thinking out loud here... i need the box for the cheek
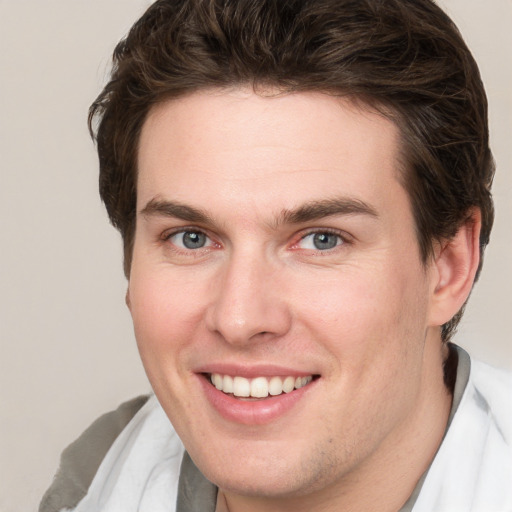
[127,268,208,369]
[292,260,429,359]
[128,270,210,425]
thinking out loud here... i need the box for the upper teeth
[210,374,313,398]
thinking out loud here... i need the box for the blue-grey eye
[182,231,206,249]
[170,231,209,249]
[299,232,342,250]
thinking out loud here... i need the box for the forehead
[136,88,403,217]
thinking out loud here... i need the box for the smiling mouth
[207,373,318,399]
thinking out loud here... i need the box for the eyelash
[161,227,219,254]
[161,227,351,254]
[292,228,350,253]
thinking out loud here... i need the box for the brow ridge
[140,196,378,228]
[141,198,212,224]
[279,197,378,225]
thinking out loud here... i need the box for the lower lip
[198,375,317,425]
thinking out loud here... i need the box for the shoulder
[412,355,512,511]
[470,359,512,441]
[39,395,151,512]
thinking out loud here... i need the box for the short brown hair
[89,0,494,341]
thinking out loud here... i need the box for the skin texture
[127,89,480,512]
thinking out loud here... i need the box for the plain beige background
[1,1,510,511]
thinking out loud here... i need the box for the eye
[298,231,344,251]
[168,230,212,250]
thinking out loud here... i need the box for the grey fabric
[176,452,218,512]
[39,394,150,512]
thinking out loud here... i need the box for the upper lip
[195,363,318,379]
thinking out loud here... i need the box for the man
[40,0,511,511]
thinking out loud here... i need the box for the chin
[192,440,341,501]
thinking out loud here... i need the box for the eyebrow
[141,198,213,224]
[278,197,378,225]
[140,196,378,226]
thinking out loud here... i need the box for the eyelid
[162,225,208,240]
[290,227,352,251]
[161,226,220,252]
[160,225,351,252]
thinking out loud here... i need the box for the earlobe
[429,209,481,327]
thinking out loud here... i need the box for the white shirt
[59,349,512,512]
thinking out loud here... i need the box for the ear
[428,209,481,327]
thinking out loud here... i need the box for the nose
[205,250,292,346]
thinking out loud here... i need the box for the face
[129,89,443,501]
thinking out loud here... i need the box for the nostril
[204,289,292,345]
